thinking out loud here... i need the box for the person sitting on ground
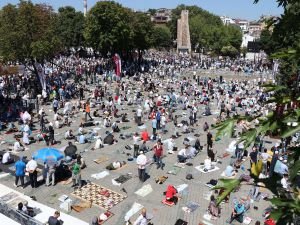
[228,199,246,224]
[92,136,103,150]
[208,195,220,219]
[103,133,117,145]
[140,141,149,153]
[64,129,74,140]
[13,138,25,152]
[21,201,35,217]
[78,124,87,135]
[141,130,150,142]
[204,156,212,171]
[225,163,237,177]
[164,185,178,205]
[7,122,18,132]
[93,109,100,118]
[78,134,89,144]
[177,147,188,163]
[112,122,120,132]
[106,161,126,170]
[121,113,129,122]
[2,150,14,164]
[133,208,152,225]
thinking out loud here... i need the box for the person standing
[153,140,163,169]
[85,101,93,122]
[52,98,59,114]
[48,123,55,145]
[136,151,147,182]
[156,110,161,130]
[26,156,38,188]
[46,160,57,186]
[136,107,143,125]
[15,156,26,188]
[71,162,81,187]
[207,131,213,151]
[151,118,157,140]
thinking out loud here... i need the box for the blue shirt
[152,119,157,129]
[15,160,26,176]
[234,203,245,214]
[79,135,86,144]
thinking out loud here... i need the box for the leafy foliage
[151,26,172,49]
[212,179,241,205]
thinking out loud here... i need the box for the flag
[113,54,121,77]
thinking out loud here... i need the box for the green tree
[151,26,172,49]
[84,1,133,55]
[213,1,300,224]
[259,29,274,55]
[221,45,239,57]
[54,6,85,49]
[0,1,61,91]
[131,12,154,53]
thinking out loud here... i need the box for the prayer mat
[71,201,92,212]
[182,201,200,213]
[221,171,237,179]
[135,184,153,197]
[217,152,230,159]
[174,219,188,225]
[114,174,132,184]
[155,176,168,184]
[195,166,220,173]
[71,183,126,210]
[167,166,181,175]
[98,211,114,224]
[174,163,185,168]
[91,171,109,180]
[124,202,144,221]
[121,126,131,130]
[93,156,109,164]
[162,199,175,206]
[59,178,72,185]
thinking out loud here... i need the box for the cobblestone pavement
[0,72,274,225]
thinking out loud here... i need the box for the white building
[241,33,255,48]
[234,19,249,33]
[220,16,236,25]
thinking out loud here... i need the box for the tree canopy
[0,1,61,63]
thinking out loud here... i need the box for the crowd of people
[0,51,297,225]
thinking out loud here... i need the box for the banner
[113,54,121,77]
[35,63,46,90]
[0,64,25,76]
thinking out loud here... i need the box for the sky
[0,0,283,20]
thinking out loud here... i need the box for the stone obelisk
[84,0,87,17]
[177,10,191,54]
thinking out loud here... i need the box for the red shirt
[166,185,177,199]
[153,144,163,157]
[141,131,149,141]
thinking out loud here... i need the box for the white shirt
[137,108,142,117]
[2,152,11,164]
[261,152,270,163]
[204,158,212,170]
[133,135,140,145]
[136,154,147,169]
[133,215,148,225]
[95,138,102,149]
[281,177,289,189]
[26,159,38,172]
[14,141,21,151]
[178,148,187,156]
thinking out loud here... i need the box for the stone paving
[0,72,274,225]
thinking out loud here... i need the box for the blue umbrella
[33,148,64,162]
